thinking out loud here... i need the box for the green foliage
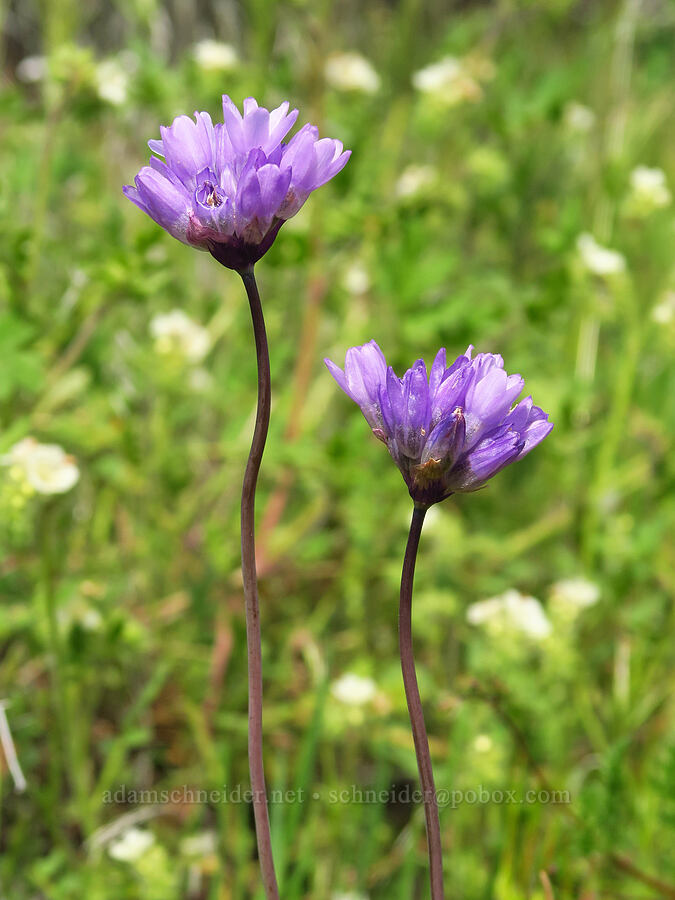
[0,0,674,898]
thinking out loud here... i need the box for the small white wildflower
[324,53,380,94]
[96,59,129,106]
[150,310,211,363]
[473,734,493,754]
[395,164,436,199]
[331,673,377,706]
[1,437,40,466]
[577,233,626,276]
[343,262,370,295]
[466,597,503,627]
[413,56,461,92]
[502,590,552,639]
[16,55,48,84]
[58,598,103,632]
[24,445,79,495]
[181,831,217,858]
[108,827,155,862]
[651,290,675,325]
[2,439,79,495]
[412,56,482,105]
[563,102,596,134]
[550,577,600,610]
[629,166,671,210]
[193,40,239,72]
[467,589,552,640]
[332,893,369,900]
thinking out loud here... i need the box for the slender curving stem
[399,503,445,900]
[238,266,280,900]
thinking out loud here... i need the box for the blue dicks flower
[325,341,553,506]
[124,96,350,271]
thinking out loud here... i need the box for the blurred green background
[1,0,674,897]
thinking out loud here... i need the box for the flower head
[412,55,484,105]
[96,57,130,106]
[550,577,600,610]
[331,673,377,706]
[1,437,79,495]
[652,290,675,324]
[563,102,596,134]
[108,828,155,863]
[628,165,671,211]
[124,96,350,270]
[192,40,238,72]
[467,589,552,640]
[325,341,552,506]
[576,233,625,277]
[324,52,380,94]
[150,309,211,362]
[395,164,436,199]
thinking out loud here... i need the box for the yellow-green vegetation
[0,1,674,898]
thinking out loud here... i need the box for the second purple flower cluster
[325,341,552,506]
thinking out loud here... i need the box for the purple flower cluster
[124,96,350,270]
[325,341,552,505]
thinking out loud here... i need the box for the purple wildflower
[124,96,350,271]
[325,341,553,506]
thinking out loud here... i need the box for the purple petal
[125,166,191,244]
[267,102,299,150]
[395,360,430,459]
[377,382,394,439]
[324,340,388,431]
[451,431,522,492]
[464,367,524,447]
[280,125,319,189]
[159,114,214,191]
[428,347,447,398]
[422,406,466,464]
[314,147,351,188]
[431,363,472,427]
[385,366,405,427]
[255,164,292,219]
[324,358,349,395]
[511,401,554,457]
[504,395,534,432]
[242,107,273,153]
[344,342,386,404]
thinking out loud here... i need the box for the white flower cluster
[108,827,155,862]
[324,52,380,95]
[1,438,79,495]
[332,893,369,900]
[576,233,626,277]
[96,58,130,106]
[550,577,599,610]
[192,40,239,72]
[563,102,596,134]
[628,165,671,211]
[343,261,371,296]
[330,673,377,706]
[412,54,493,106]
[575,167,670,274]
[467,577,600,641]
[466,589,552,640]
[149,310,211,363]
[395,164,437,199]
[652,290,675,325]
